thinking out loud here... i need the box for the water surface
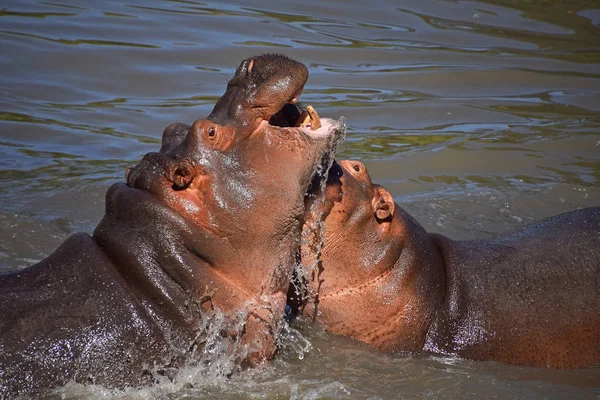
[1,1,599,398]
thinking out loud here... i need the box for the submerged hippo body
[0,54,345,397]
[293,160,600,369]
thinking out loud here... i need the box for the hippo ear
[372,185,395,222]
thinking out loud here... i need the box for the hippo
[0,54,345,397]
[290,159,600,369]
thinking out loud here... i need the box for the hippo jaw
[292,159,391,309]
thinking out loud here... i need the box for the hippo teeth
[295,105,322,130]
[307,106,321,130]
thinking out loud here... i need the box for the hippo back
[427,206,600,368]
[0,233,172,397]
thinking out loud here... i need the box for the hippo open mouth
[124,54,345,224]
[126,52,343,205]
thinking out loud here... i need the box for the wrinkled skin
[0,54,345,398]
[292,160,600,369]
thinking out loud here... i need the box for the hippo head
[93,55,345,369]
[292,160,444,352]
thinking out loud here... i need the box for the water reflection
[0,11,76,18]
[0,111,159,141]
[0,29,161,48]
[1,0,599,398]
[339,132,458,158]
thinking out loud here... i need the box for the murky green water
[1,1,599,398]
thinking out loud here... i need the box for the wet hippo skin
[0,54,345,397]
[292,160,600,369]
[208,53,308,128]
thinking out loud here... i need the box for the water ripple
[0,29,160,48]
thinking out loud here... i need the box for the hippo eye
[352,163,361,172]
[207,127,216,137]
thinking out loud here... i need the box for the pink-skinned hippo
[290,159,599,369]
[0,54,345,398]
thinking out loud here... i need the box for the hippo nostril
[172,165,193,190]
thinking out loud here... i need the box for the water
[1,0,599,398]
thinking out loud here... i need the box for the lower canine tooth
[306,106,321,130]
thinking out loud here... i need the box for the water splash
[277,320,313,360]
[295,117,347,315]
[50,302,316,399]
[189,307,249,379]
[50,305,252,399]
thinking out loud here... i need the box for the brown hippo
[0,54,345,398]
[291,159,600,369]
